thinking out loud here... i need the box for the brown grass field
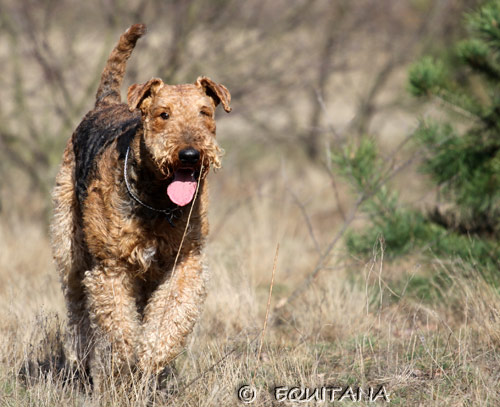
[1,161,499,406]
[0,1,499,406]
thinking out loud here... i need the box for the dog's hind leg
[51,141,92,372]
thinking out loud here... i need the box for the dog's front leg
[83,264,140,376]
[138,255,208,373]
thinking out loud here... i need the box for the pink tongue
[167,170,197,206]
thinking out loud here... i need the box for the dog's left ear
[128,78,164,112]
[196,76,232,113]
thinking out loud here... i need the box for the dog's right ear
[127,78,164,112]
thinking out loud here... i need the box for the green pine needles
[334,1,500,280]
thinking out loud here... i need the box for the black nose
[178,148,200,165]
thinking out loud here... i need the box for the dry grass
[0,162,499,406]
[0,3,498,404]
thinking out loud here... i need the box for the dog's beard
[148,142,222,206]
[151,156,211,207]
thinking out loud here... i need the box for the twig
[173,331,261,399]
[149,167,203,378]
[322,159,347,221]
[287,190,321,253]
[257,243,279,362]
[171,167,203,273]
[172,245,280,399]
[274,192,365,315]
[148,167,204,404]
[274,143,423,318]
[433,93,480,122]
[317,93,347,220]
[316,92,342,143]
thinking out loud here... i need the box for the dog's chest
[136,244,157,269]
[125,221,190,273]
[129,237,174,272]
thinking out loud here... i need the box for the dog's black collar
[123,146,181,226]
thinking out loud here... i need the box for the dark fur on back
[72,104,141,203]
[72,23,146,204]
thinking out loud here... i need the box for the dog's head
[127,77,231,206]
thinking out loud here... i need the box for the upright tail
[95,24,146,107]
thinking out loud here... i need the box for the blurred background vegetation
[332,0,500,289]
[0,0,479,222]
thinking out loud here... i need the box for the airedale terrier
[50,24,231,383]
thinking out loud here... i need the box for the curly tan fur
[50,24,231,385]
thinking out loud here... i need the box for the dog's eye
[200,110,211,117]
[160,112,170,120]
